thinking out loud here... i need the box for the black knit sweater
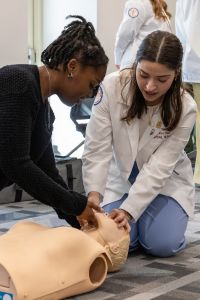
[0,64,87,216]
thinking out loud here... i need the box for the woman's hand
[109,209,131,232]
[88,191,101,206]
[77,197,102,228]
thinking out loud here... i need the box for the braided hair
[41,15,109,71]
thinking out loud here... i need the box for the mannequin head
[83,213,130,272]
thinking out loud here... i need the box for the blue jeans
[103,163,188,257]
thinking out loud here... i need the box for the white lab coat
[82,71,197,221]
[175,0,200,83]
[114,0,171,69]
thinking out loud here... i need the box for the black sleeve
[0,84,87,216]
[36,142,69,190]
[37,141,88,214]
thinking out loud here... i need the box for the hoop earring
[67,73,73,79]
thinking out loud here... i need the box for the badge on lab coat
[128,8,139,18]
[94,85,103,106]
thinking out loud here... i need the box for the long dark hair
[41,15,109,71]
[122,31,183,131]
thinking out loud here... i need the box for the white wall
[0,0,28,66]
[42,0,127,74]
[43,0,97,50]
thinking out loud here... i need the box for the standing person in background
[114,0,171,70]
[82,31,197,257]
[175,0,200,189]
[0,15,108,228]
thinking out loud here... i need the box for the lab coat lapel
[118,84,140,161]
[125,119,139,159]
[121,103,139,160]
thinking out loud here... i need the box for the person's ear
[66,58,80,79]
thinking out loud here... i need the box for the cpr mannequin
[0,213,129,300]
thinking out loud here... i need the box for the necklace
[44,65,51,97]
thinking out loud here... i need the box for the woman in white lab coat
[82,31,197,257]
[175,0,200,186]
[115,0,171,70]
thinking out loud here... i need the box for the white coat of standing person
[82,31,197,258]
[114,0,172,70]
[175,0,200,187]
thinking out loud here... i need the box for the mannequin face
[83,213,130,272]
[57,60,107,106]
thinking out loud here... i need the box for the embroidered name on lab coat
[154,130,170,140]
[128,8,139,18]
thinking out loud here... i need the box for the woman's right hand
[88,191,101,206]
[77,194,102,228]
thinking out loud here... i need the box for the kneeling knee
[146,244,177,257]
[140,237,185,258]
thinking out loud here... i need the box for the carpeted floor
[0,190,200,300]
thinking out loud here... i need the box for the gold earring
[67,73,73,79]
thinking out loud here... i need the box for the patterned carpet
[0,191,200,300]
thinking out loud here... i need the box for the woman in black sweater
[0,15,108,228]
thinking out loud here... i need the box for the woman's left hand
[109,209,131,232]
